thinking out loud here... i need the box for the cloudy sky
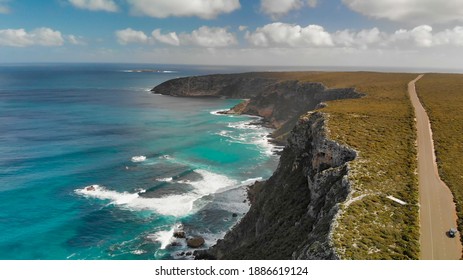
[1,0,463,70]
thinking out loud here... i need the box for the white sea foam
[211,186,250,214]
[156,177,173,182]
[250,133,275,156]
[131,155,146,162]
[131,250,146,255]
[210,109,229,116]
[227,121,259,130]
[212,109,280,157]
[75,170,237,217]
[215,130,246,143]
[223,120,279,156]
[76,185,195,216]
[217,130,228,136]
[66,253,77,259]
[149,226,176,249]
[75,185,139,205]
[189,169,237,195]
[241,177,263,185]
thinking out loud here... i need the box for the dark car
[448,228,457,238]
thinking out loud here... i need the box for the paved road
[409,75,462,259]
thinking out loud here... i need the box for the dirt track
[408,75,462,259]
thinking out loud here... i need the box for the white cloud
[32,28,66,46]
[356,28,383,45]
[115,28,149,45]
[67,35,86,45]
[306,0,318,8]
[114,23,463,57]
[333,27,384,49]
[0,29,32,47]
[239,25,248,31]
[246,23,334,47]
[260,0,318,18]
[388,25,463,48]
[0,27,65,47]
[246,22,463,50]
[127,0,240,19]
[260,0,303,18]
[409,25,434,47]
[152,29,180,46]
[434,26,463,46]
[388,25,436,48]
[342,0,463,24]
[69,0,118,12]
[179,26,237,47]
[117,26,237,48]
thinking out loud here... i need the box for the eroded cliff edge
[207,112,356,259]
[152,74,363,259]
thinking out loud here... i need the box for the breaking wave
[131,155,146,162]
[75,169,237,217]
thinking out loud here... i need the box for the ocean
[0,63,280,260]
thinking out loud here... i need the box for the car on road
[448,228,457,238]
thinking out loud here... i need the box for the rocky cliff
[152,74,363,144]
[152,73,362,259]
[152,74,276,98]
[204,112,356,259]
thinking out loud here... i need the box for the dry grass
[255,72,421,259]
[416,74,463,250]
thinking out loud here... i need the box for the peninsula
[152,72,463,260]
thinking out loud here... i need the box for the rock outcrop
[152,74,363,144]
[187,236,205,248]
[152,73,362,259]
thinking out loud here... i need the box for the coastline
[203,111,357,259]
[152,73,363,145]
[152,73,364,259]
[153,71,461,259]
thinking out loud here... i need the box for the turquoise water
[0,64,280,259]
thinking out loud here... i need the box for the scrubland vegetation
[259,72,421,259]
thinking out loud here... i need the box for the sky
[1,0,463,70]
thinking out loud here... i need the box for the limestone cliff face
[206,112,356,259]
[152,74,363,143]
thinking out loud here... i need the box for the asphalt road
[409,75,462,259]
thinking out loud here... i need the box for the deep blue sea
[0,63,280,260]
